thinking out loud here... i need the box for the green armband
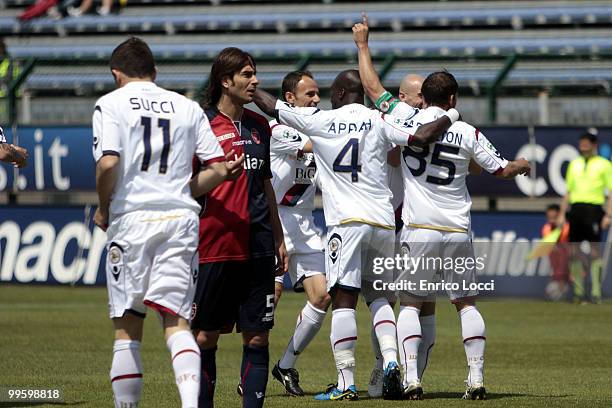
[374,91,400,113]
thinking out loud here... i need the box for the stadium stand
[1,0,611,124]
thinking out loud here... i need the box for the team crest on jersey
[108,242,124,282]
[251,129,261,144]
[282,129,302,143]
[327,233,342,264]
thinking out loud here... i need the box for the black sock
[199,346,217,408]
[241,344,269,408]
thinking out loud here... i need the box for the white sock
[110,340,143,408]
[330,308,357,391]
[279,302,326,369]
[370,326,383,370]
[369,298,398,368]
[166,330,201,408]
[418,314,436,380]
[397,306,421,386]
[459,306,486,385]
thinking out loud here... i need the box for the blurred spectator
[18,0,58,21]
[0,39,20,99]
[541,204,570,292]
[67,0,114,17]
[558,131,612,304]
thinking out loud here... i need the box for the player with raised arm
[393,71,530,400]
[267,71,331,397]
[92,37,228,408]
[352,14,483,397]
[190,47,289,408]
[253,70,459,401]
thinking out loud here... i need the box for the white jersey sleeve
[270,120,309,157]
[471,128,508,174]
[275,100,335,138]
[0,126,5,143]
[92,101,121,162]
[195,105,224,165]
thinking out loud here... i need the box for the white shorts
[279,207,325,290]
[397,226,478,303]
[325,223,395,302]
[105,209,199,320]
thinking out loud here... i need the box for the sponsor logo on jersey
[328,233,342,264]
[242,153,265,170]
[217,132,236,142]
[295,167,316,184]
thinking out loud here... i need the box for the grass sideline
[0,285,611,407]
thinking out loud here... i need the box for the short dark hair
[546,204,561,212]
[109,37,155,79]
[579,132,598,144]
[203,47,256,108]
[281,71,313,101]
[421,71,458,106]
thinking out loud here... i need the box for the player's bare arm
[408,113,457,146]
[190,161,228,198]
[252,88,278,118]
[264,179,289,275]
[495,157,531,179]
[469,159,483,175]
[301,140,313,154]
[94,154,120,231]
[0,142,28,168]
[353,13,387,103]
[387,146,401,167]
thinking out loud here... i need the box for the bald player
[353,14,438,398]
[254,69,460,401]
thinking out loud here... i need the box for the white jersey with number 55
[275,100,418,228]
[401,106,508,233]
[92,81,224,220]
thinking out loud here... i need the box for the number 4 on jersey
[333,138,361,182]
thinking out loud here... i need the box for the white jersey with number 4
[275,100,418,228]
[92,81,224,220]
[401,106,508,233]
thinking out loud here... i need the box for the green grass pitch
[1,285,611,407]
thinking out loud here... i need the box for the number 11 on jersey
[140,116,171,174]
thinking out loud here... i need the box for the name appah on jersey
[92,81,224,220]
[400,106,508,233]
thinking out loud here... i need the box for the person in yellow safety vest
[0,38,20,99]
[558,131,612,304]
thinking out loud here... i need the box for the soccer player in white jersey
[352,14,486,398]
[0,126,28,167]
[253,70,460,401]
[92,38,228,408]
[267,71,331,396]
[394,71,531,400]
